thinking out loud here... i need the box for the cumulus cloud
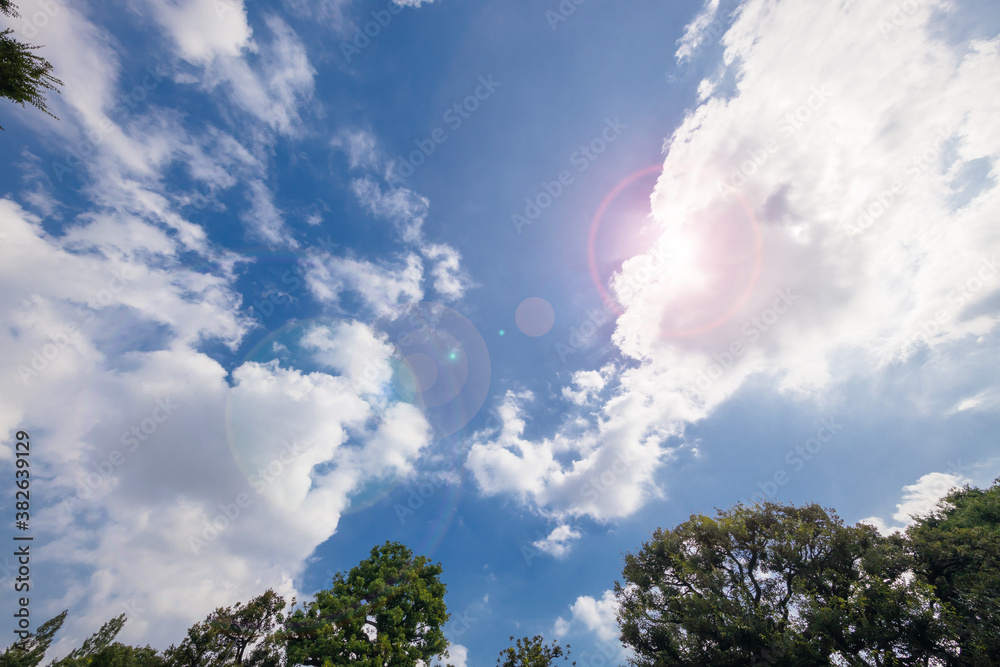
[0,7,421,652]
[301,320,394,395]
[466,391,668,521]
[466,0,1000,523]
[0,3,448,662]
[2,0,153,175]
[2,198,433,654]
[209,14,316,135]
[561,369,610,406]
[554,590,621,644]
[440,643,467,667]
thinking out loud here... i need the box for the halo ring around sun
[587,163,763,339]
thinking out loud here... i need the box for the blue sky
[2,0,1000,664]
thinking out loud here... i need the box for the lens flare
[588,164,763,339]
[515,296,556,337]
[383,302,491,439]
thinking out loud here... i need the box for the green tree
[49,613,126,665]
[162,589,286,667]
[616,500,949,667]
[0,0,62,130]
[44,612,166,667]
[52,642,166,667]
[283,541,451,667]
[908,477,1000,666]
[496,635,574,667]
[0,611,67,667]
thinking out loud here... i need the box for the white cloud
[334,129,381,171]
[357,402,433,478]
[280,0,353,34]
[146,3,315,135]
[620,0,1000,425]
[2,202,248,353]
[2,0,143,171]
[442,643,467,667]
[242,179,297,247]
[467,0,1000,522]
[344,152,475,302]
[146,0,253,65]
[0,2,433,657]
[248,15,316,132]
[301,320,394,395]
[675,0,721,63]
[945,388,1000,415]
[554,590,621,644]
[304,252,424,317]
[861,471,969,535]
[532,524,582,558]
[422,243,474,301]
[279,0,440,35]
[2,1,294,261]
[177,126,258,190]
[561,369,610,406]
[0,199,433,653]
[466,391,668,521]
[350,177,428,243]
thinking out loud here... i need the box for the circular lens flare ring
[587,163,764,339]
[515,296,556,337]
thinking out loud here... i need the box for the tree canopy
[907,478,1000,666]
[0,611,163,667]
[282,540,452,667]
[615,499,951,666]
[495,635,574,667]
[0,0,62,130]
[0,542,451,667]
[1,484,997,667]
[162,589,285,667]
[0,610,66,667]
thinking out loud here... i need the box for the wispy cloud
[340,138,476,302]
[304,252,424,317]
[861,471,970,534]
[531,524,582,558]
